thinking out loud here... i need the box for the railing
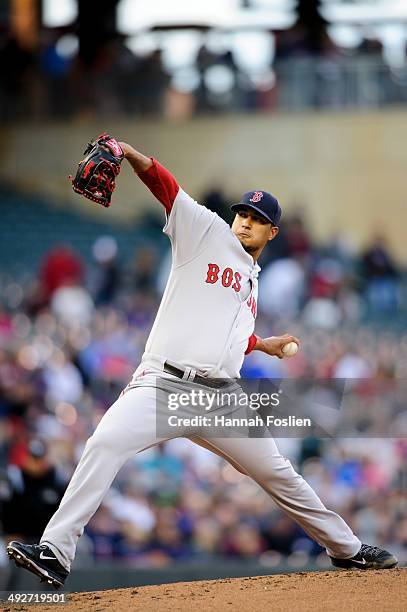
[2,54,407,121]
[273,55,407,111]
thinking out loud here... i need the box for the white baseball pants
[41,381,361,571]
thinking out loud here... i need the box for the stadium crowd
[1,21,405,120]
[0,204,406,569]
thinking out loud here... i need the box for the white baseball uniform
[40,159,361,570]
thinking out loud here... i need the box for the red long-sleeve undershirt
[137,158,257,358]
[245,333,257,355]
[137,158,179,213]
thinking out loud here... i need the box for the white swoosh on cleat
[351,558,367,566]
[39,551,57,560]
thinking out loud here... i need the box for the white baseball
[282,341,298,357]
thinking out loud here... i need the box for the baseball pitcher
[7,135,398,588]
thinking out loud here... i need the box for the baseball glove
[69,134,124,207]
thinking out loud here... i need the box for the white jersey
[141,187,260,378]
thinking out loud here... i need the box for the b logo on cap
[250,191,263,203]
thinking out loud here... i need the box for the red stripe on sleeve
[137,158,179,213]
[245,333,258,355]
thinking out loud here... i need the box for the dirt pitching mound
[5,568,406,612]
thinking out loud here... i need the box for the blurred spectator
[258,257,305,319]
[0,439,66,542]
[133,50,170,116]
[51,284,94,327]
[309,258,344,299]
[222,522,265,558]
[302,257,345,328]
[104,484,155,535]
[146,507,191,563]
[39,31,74,118]
[85,505,123,562]
[260,513,300,555]
[286,214,312,258]
[302,297,341,329]
[129,246,158,295]
[333,350,373,379]
[43,349,83,406]
[40,246,84,301]
[89,236,120,305]
[0,307,12,340]
[361,237,400,314]
[191,517,222,560]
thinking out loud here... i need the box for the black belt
[163,362,230,389]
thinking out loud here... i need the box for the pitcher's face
[232,207,279,256]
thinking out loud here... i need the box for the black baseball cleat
[6,541,69,590]
[330,543,398,570]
